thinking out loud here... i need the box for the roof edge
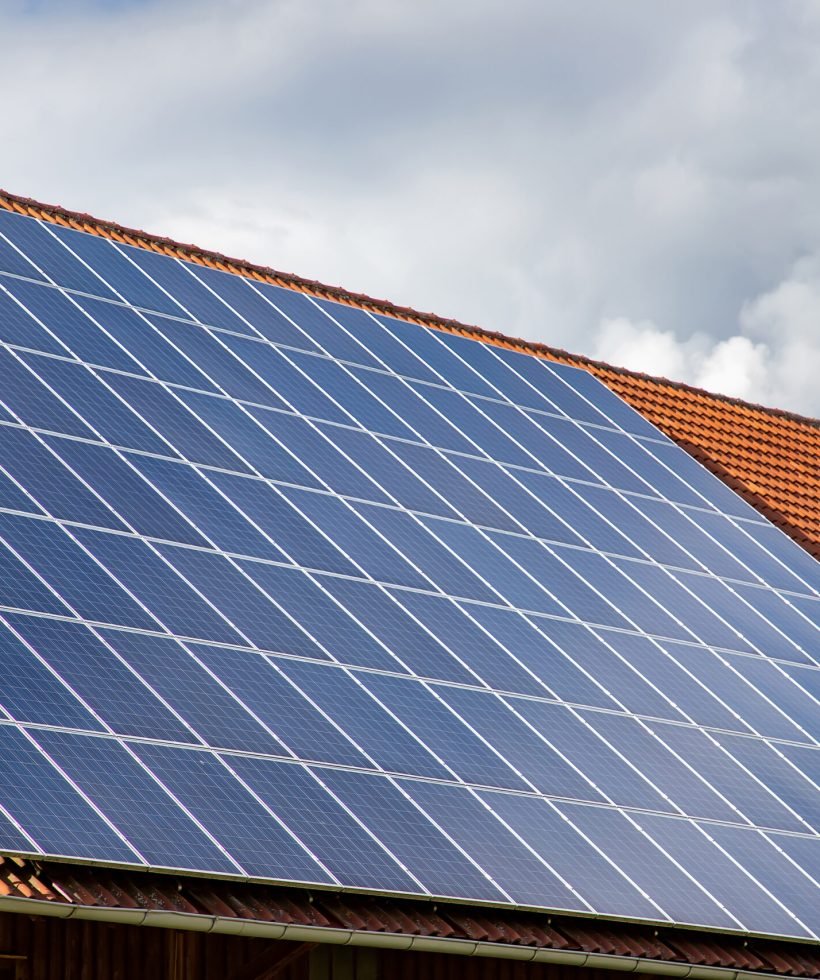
[1,188,816,429]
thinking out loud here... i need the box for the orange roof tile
[1,189,818,559]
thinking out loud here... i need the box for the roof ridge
[1,188,817,428]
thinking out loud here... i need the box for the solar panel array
[0,207,817,940]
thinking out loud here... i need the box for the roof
[0,190,817,966]
[2,856,818,978]
[0,189,817,560]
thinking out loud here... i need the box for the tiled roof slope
[1,190,818,558]
[1,857,818,977]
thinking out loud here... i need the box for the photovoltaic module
[0,207,817,939]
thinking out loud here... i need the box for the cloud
[2,0,820,415]
[593,252,820,414]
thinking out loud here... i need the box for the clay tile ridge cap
[1,187,817,429]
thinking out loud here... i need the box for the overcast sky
[3,0,820,416]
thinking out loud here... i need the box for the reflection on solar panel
[0,207,817,940]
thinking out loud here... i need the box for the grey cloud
[2,0,820,414]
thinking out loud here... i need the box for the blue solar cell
[560,548,692,640]
[421,387,542,467]
[592,429,712,509]
[737,521,820,596]
[545,360,665,438]
[658,641,809,741]
[491,535,631,627]
[512,471,644,557]
[284,488,429,588]
[437,333,563,415]
[435,686,604,802]
[0,725,139,862]
[376,315,500,398]
[353,505,497,602]
[0,514,157,629]
[619,561,751,651]
[0,223,50,280]
[227,756,422,892]
[300,360,421,440]
[74,529,243,644]
[601,631,753,731]
[388,443,519,532]
[11,614,196,742]
[329,428,460,518]
[317,301,440,383]
[147,317,290,410]
[3,278,140,373]
[629,497,753,580]
[480,793,662,919]
[235,562,390,668]
[26,357,172,454]
[0,282,65,353]
[264,288,383,367]
[0,616,105,731]
[511,700,672,812]
[0,532,73,616]
[389,592,543,696]
[427,520,569,617]
[769,834,820,899]
[0,348,98,439]
[646,724,805,833]
[777,742,820,790]
[207,470,357,574]
[731,585,819,660]
[55,440,207,545]
[452,457,587,545]
[123,250,255,335]
[180,397,317,485]
[351,369,478,451]
[495,350,612,428]
[733,657,819,741]
[672,572,810,663]
[281,659,448,779]
[193,646,367,768]
[691,511,811,593]
[360,673,530,791]
[405,779,587,909]
[642,440,761,521]
[0,426,125,529]
[572,484,700,568]
[129,453,280,555]
[133,742,333,882]
[633,813,811,937]
[713,734,817,831]
[72,297,220,390]
[102,630,278,754]
[34,728,240,873]
[0,808,36,854]
[0,461,40,517]
[322,768,506,902]
[318,576,475,683]
[537,618,686,720]
[585,712,743,823]
[0,212,119,300]
[559,803,739,929]
[466,604,617,709]
[706,824,819,937]
[191,270,320,351]
[250,411,390,502]
[47,227,187,316]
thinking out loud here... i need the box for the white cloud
[2,0,820,415]
[593,253,820,414]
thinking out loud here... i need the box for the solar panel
[0,207,817,940]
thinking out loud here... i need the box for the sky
[3,0,820,416]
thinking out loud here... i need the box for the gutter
[0,895,787,980]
